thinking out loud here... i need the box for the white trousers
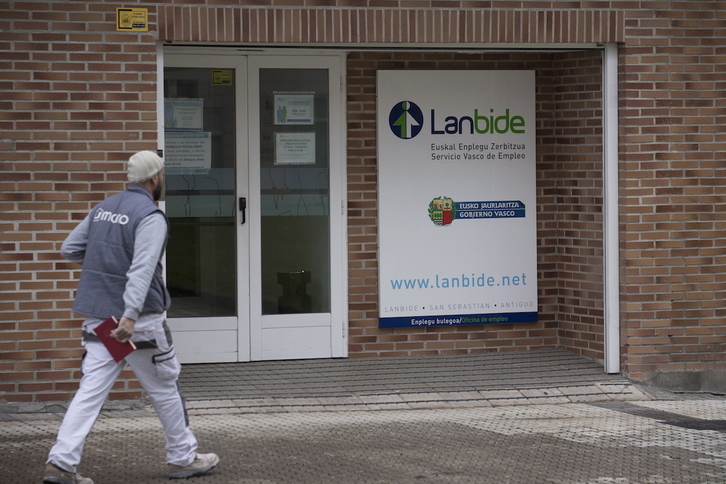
[47,315,198,473]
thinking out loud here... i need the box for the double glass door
[162,53,345,363]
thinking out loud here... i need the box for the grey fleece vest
[73,184,170,319]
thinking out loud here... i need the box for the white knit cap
[127,150,164,183]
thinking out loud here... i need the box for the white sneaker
[42,463,94,484]
[168,452,220,479]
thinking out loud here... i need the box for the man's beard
[153,182,163,201]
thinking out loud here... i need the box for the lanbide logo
[389,101,424,139]
[389,100,527,139]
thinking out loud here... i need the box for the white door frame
[247,54,347,360]
[159,48,347,362]
[160,53,250,363]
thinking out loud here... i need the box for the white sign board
[377,71,537,328]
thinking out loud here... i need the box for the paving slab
[4,399,726,483]
[3,349,659,417]
[5,349,724,481]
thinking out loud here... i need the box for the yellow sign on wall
[116,8,148,31]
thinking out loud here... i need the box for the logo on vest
[93,208,130,225]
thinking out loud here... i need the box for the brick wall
[156,5,623,44]
[549,51,606,361]
[0,1,159,402]
[618,1,726,389]
[346,51,580,357]
[1,0,725,403]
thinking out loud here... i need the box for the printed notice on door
[274,92,314,125]
[274,132,316,165]
[164,99,203,131]
[165,132,212,174]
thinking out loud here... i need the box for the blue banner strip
[379,311,538,329]
[456,208,525,219]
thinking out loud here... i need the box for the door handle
[238,197,247,224]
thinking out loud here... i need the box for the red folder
[93,316,136,362]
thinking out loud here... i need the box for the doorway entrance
[161,52,346,363]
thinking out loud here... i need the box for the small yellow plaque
[212,70,234,86]
[116,8,149,32]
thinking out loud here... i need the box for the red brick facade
[1,1,725,403]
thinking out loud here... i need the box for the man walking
[43,151,219,484]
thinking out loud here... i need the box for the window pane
[259,69,331,315]
[164,67,236,318]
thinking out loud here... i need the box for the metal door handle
[239,197,247,224]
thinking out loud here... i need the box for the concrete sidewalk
[3,348,726,483]
[177,348,655,414]
[4,397,726,483]
[1,348,657,416]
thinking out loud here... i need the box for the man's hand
[111,316,136,343]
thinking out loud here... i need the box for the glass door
[257,67,331,315]
[249,56,346,361]
[161,51,345,363]
[162,54,249,363]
